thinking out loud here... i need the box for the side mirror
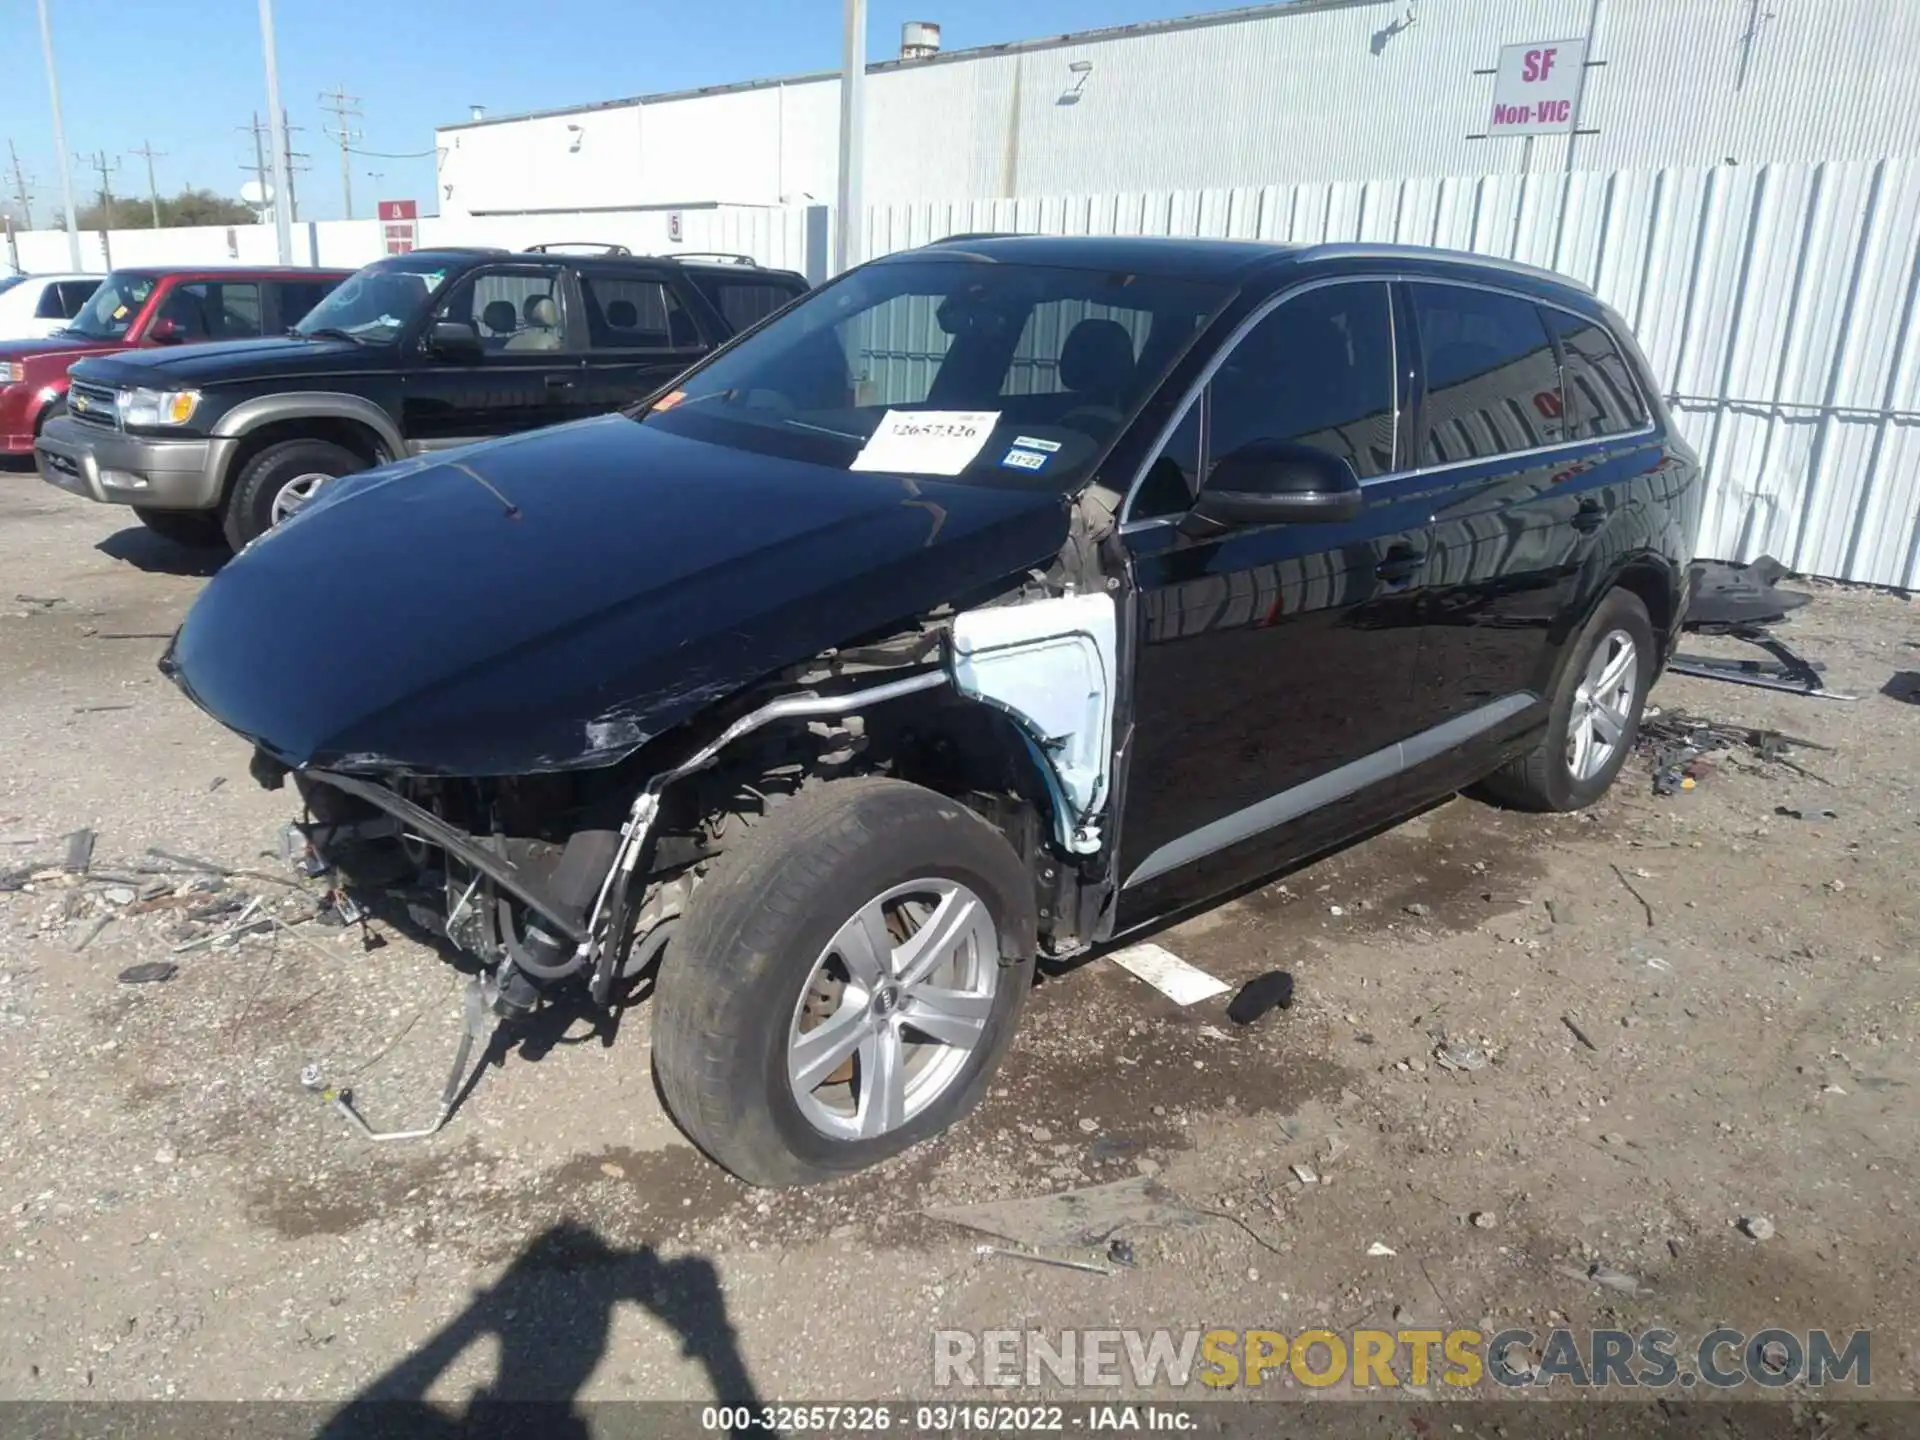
[147,317,186,345]
[426,320,483,361]
[1179,440,1364,536]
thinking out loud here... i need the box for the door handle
[1375,547,1426,583]
[1572,498,1606,533]
[545,374,578,390]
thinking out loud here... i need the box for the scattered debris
[1738,1215,1776,1241]
[1322,1134,1350,1165]
[1882,671,1920,704]
[1106,1238,1135,1267]
[1077,1117,1099,1134]
[117,961,177,985]
[73,703,135,714]
[103,886,135,906]
[1433,1037,1489,1073]
[975,1244,1116,1277]
[1639,709,1836,794]
[1609,863,1657,927]
[1774,804,1839,821]
[72,916,114,952]
[1470,1210,1498,1229]
[207,776,228,792]
[172,896,267,952]
[925,1176,1207,1253]
[1104,942,1230,1006]
[1226,970,1295,1026]
[1672,558,1854,699]
[1561,1015,1599,1052]
[1403,901,1431,917]
[1367,1241,1397,1257]
[62,828,96,874]
[299,1063,327,1092]
[1289,1163,1319,1185]
[1588,1264,1643,1296]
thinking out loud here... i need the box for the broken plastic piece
[949,591,1116,854]
[1227,970,1295,1025]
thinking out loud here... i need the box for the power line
[238,112,309,221]
[319,83,363,220]
[79,149,119,265]
[280,108,310,223]
[128,140,166,228]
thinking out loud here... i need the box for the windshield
[62,272,158,340]
[641,258,1229,489]
[0,276,23,297]
[292,255,452,342]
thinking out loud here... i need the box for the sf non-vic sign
[1488,38,1589,136]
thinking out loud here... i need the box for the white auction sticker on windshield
[850,410,1000,476]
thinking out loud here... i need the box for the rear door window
[1410,283,1567,463]
[575,272,701,351]
[159,281,265,340]
[1208,281,1398,480]
[1546,310,1649,440]
[689,275,803,334]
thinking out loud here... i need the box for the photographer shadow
[317,1219,765,1439]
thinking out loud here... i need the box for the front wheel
[221,437,363,550]
[1481,587,1656,812]
[651,776,1037,1187]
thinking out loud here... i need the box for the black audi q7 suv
[160,236,1702,1186]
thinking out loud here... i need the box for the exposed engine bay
[276,586,1122,1039]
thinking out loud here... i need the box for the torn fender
[949,591,1117,855]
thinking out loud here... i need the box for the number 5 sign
[1488,38,1589,136]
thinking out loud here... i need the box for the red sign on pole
[378,199,420,255]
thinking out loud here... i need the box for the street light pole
[834,0,866,274]
[257,0,295,263]
[35,0,82,270]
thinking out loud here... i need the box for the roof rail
[666,251,760,266]
[928,232,1031,244]
[523,241,632,256]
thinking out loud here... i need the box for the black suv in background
[164,236,1701,1186]
[36,246,809,548]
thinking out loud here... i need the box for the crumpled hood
[164,413,1070,775]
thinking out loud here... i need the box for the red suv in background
[1,266,349,457]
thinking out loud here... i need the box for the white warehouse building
[435,0,1920,218]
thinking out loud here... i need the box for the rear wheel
[133,507,227,549]
[221,437,362,550]
[651,776,1037,1187]
[1481,588,1655,812]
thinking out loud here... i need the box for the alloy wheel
[1566,629,1638,782]
[786,878,999,1141]
[270,472,334,525]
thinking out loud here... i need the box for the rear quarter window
[1546,310,1650,440]
[691,276,804,333]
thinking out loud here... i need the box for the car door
[565,264,711,419]
[1405,281,1644,734]
[400,262,582,449]
[1114,278,1431,924]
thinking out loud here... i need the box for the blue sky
[2,0,1237,223]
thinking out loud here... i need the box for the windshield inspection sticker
[1000,435,1062,472]
[850,410,999,476]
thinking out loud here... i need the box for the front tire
[652,776,1037,1187]
[133,507,227,550]
[221,437,362,550]
[1481,588,1656,812]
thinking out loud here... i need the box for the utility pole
[281,109,310,223]
[80,150,118,267]
[82,150,120,223]
[128,140,166,227]
[834,0,867,273]
[5,141,32,229]
[240,112,269,217]
[319,83,362,220]
[35,0,82,269]
[257,0,294,262]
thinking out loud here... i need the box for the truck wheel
[1480,588,1655,812]
[133,507,227,550]
[652,776,1037,1187]
[222,438,362,550]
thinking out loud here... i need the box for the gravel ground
[1,475,1916,1421]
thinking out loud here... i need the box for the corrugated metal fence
[868,158,1920,590]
